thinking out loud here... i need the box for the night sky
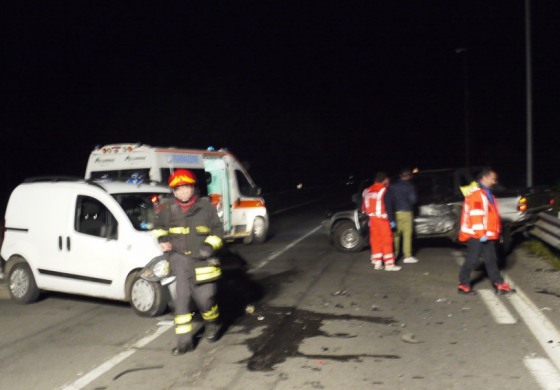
[3,1,560,211]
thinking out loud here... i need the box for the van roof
[20,178,170,195]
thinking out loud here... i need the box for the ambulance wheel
[333,221,366,253]
[127,272,169,317]
[244,217,267,244]
[8,262,40,304]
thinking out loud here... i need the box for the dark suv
[321,169,474,252]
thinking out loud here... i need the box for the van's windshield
[112,193,171,231]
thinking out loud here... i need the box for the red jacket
[362,183,390,219]
[458,186,501,242]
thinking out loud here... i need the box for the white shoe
[384,264,402,271]
[403,257,419,264]
[373,261,383,270]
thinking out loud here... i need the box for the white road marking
[524,357,560,390]
[61,224,319,389]
[476,289,517,324]
[60,323,173,390]
[506,276,560,374]
[248,225,322,273]
[451,249,560,388]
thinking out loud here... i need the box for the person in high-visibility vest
[457,167,514,296]
[361,172,400,271]
[153,169,224,355]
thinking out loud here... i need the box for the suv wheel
[333,220,366,252]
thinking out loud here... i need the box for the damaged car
[322,168,553,253]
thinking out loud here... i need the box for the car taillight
[518,197,528,212]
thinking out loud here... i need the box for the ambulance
[85,143,268,244]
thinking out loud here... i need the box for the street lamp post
[455,48,470,168]
[525,0,533,187]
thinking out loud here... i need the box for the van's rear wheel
[8,262,40,304]
[127,272,169,317]
[243,217,267,244]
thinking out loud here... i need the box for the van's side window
[75,196,116,238]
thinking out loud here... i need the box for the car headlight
[153,259,171,278]
[141,256,172,282]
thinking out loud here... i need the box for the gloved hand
[480,235,488,243]
[390,221,396,229]
[199,243,214,259]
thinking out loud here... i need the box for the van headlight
[141,256,172,282]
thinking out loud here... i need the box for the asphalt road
[1,195,560,389]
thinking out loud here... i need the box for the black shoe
[205,322,221,343]
[171,342,193,356]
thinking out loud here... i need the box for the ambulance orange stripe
[234,199,264,208]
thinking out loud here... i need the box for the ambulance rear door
[203,156,232,234]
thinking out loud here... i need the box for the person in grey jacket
[389,168,418,264]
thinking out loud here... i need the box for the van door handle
[58,236,62,250]
[67,237,71,251]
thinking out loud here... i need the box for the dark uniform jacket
[154,196,224,258]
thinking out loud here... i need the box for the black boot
[205,321,221,343]
[171,340,193,356]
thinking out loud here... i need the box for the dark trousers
[459,238,504,286]
[170,252,218,345]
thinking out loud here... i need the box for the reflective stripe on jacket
[458,186,501,242]
[153,197,224,257]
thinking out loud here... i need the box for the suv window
[75,196,116,238]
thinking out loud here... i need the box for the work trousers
[169,252,219,345]
[458,239,504,286]
[369,217,395,265]
[394,211,413,258]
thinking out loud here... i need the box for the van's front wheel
[243,217,267,244]
[127,272,169,317]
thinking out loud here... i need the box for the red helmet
[168,169,197,188]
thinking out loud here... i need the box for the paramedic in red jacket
[361,172,400,271]
[457,167,513,295]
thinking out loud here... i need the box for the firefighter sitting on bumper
[153,169,224,356]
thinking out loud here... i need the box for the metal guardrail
[530,212,560,250]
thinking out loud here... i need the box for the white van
[85,143,268,244]
[0,178,172,317]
